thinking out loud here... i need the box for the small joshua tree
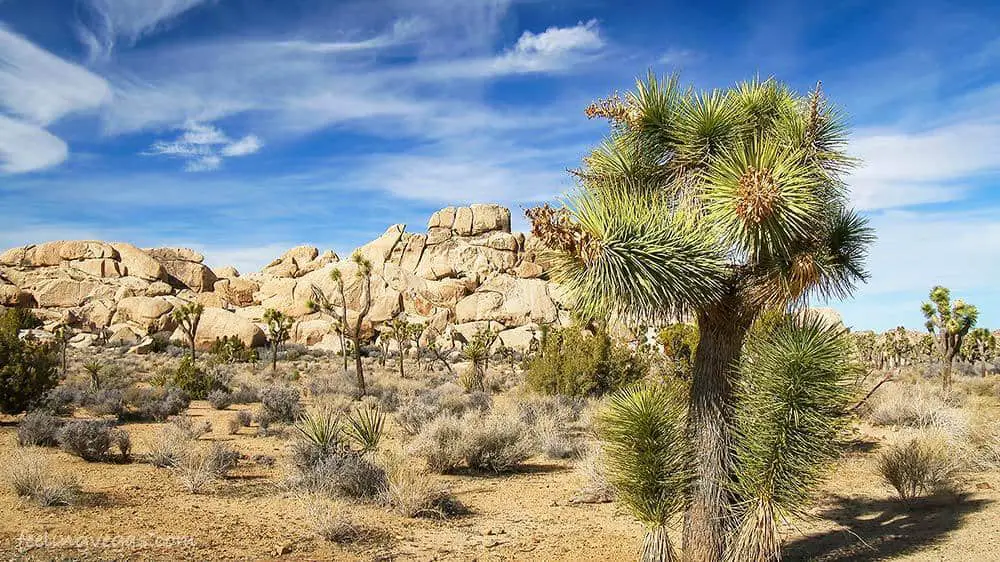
[409,321,425,371]
[309,268,350,373]
[388,314,412,378]
[921,286,978,389]
[351,252,374,396]
[53,324,71,376]
[171,302,204,362]
[962,327,996,377]
[263,308,293,372]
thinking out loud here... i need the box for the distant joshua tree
[309,268,350,373]
[263,308,293,372]
[171,302,204,362]
[350,252,374,396]
[921,285,978,389]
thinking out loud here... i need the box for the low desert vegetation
[6,449,81,506]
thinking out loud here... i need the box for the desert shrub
[228,410,253,435]
[147,426,192,468]
[864,382,970,439]
[1,306,43,330]
[156,356,226,399]
[85,388,125,417]
[306,501,366,543]
[877,435,960,500]
[210,336,257,364]
[408,410,536,473]
[293,450,386,500]
[571,445,615,503]
[378,451,465,518]
[0,310,60,414]
[463,411,536,472]
[122,386,190,421]
[966,415,1000,470]
[259,385,301,424]
[6,449,80,506]
[171,415,212,439]
[406,414,466,473]
[525,325,647,398]
[396,383,491,435]
[58,420,129,462]
[42,383,84,416]
[207,390,233,410]
[229,383,260,404]
[17,411,64,447]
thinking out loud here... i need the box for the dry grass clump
[173,442,240,494]
[377,451,465,518]
[395,382,491,436]
[6,449,81,506]
[570,444,615,504]
[305,500,367,543]
[407,408,536,474]
[864,382,970,439]
[877,433,961,501]
[147,425,193,468]
[170,415,212,439]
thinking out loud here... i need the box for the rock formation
[0,204,559,353]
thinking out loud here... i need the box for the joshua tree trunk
[353,329,366,395]
[271,341,278,372]
[683,295,752,562]
[641,526,678,562]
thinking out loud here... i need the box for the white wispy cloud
[0,115,68,173]
[145,121,262,171]
[492,19,604,73]
[850,116,1000,210]
[0,25,110,173]
[77,0,214,61]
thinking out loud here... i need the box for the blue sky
[1,0,999,331]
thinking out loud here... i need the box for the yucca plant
[598,382,692,562]
[728,314,855,562]
[344,405,385,454]
[295,408,343,455]
[529,73,873,560]
[83,361,103,390]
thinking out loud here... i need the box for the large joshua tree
[528,74,873,560]
[922,285,978,389]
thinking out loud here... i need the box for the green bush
[154,356,225,399]
[526,325,647,397]
[0,309,60,414]
[210,336,257,364]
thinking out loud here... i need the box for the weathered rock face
[0,204,572,350]
[170,307,267,350]
[146,248,217,292]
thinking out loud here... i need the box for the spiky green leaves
[542,189,729,323]
[729,314,856,560]
[701,139,822,261]
[597,381,692,528]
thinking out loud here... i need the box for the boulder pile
[0,204,564,354]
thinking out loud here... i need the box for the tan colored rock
[67,258,123,278]
[146,247,204,263]
[398,234,427,273]
[170,307,266,350]
[146,281,173,297]
[30,241,118,266]
[108,324,141,346]
[161,260,218,292]
[79,299,115,328]
[808,307,844,328]
[514,261,544,279]
[428,206,456,230]
[451,320,506,344]
[454,292,504,324]
[293,319,334,346]
[0,246,31,266]
[453,207,473,236]
[114,296,176,333]
[426,227,452,245]
[0,284,33,307]
[215,266,240,279]
[497,324,539,353]
[357,224,405,268]
[111,243,167,281]
[32,279,106,308]
[470,204,511,235]
[486,232,518,252]
[313,333,345,354]
[214,277,259,307]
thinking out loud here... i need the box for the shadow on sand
[783,493,991,561]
